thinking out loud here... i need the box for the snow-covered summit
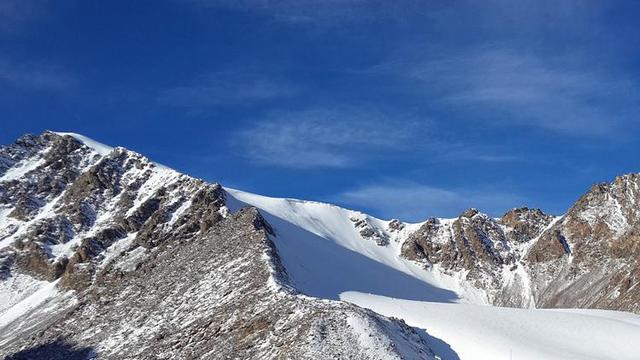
[52,131,115,156]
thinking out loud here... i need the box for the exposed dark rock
[460,208,479,218]
[402,212,512,273]
[0,250,16,280]
[526,173,640,313]
[8,194,44,221]
[350,215,389,246]
[501,207,553,243]
[527,229,569,262]
[388,219,405,231]
[15,241,68,281]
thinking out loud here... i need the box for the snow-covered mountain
[1,131,639,359]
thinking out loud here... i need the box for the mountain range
[1,131,639,359]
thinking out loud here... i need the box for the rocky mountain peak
[500,207,554,243]
[402,210,511,272]
[530,172,640,264]
[459,208,480,218]
[520,173,640,312]
[0,132,440,359]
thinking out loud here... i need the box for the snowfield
[226,188,640,360]
[343,292,640,360]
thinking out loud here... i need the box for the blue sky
[2,1,640,221]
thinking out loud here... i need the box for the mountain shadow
[421,329,461,360]
[4,339,95,360]
[252,205,460,303]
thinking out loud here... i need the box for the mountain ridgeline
[0,131,639,359]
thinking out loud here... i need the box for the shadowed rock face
[0,132,437,359]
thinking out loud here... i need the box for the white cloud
[0,59,75,92]
[335,181,526,221]
[0,0,47,33]
[192,0,393,25]
[189,0,427,26]
[369,48,637,138]
[158,71,297,108]
[232,106,523,169]
[232,108,421,168]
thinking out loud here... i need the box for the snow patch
[54,132,114,156]
[1,157,46,182]
[0,279,61,330]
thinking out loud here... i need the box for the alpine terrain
[1,131,639,360]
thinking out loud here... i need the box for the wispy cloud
[0,59,76,92]
[431,142,521,163]
[190,0,426,26]
[369,48,638,138]
[231,107,520,169]
[158,71,297,108]
[0,0,47,33]
[231,108,419,168]
[335,181,526,221]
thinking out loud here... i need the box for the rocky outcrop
[401,207,556,307]
[501,207,553,243]
[400,174,640,313]
[526,174,640,313]
[350,215,389,246]
[402,209,515,271]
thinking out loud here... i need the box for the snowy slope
[225,188,486,303]
[225,188,640,360]
[53,132,114,156]
[343,292,640,360]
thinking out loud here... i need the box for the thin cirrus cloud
[158,72,298,108]
[231,108,519,169]
[335,181,526,221]
[369,48,637,138]
[0,0,46,33]
[190,0,426,26]
[0,59,76,92]
[231,108,421,169]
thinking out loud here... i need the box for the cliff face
[400,207,552,307]
[527,174,640,312]
[0,132,436,359]
[400,176,640,313]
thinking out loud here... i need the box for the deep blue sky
[2,1,640,221]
